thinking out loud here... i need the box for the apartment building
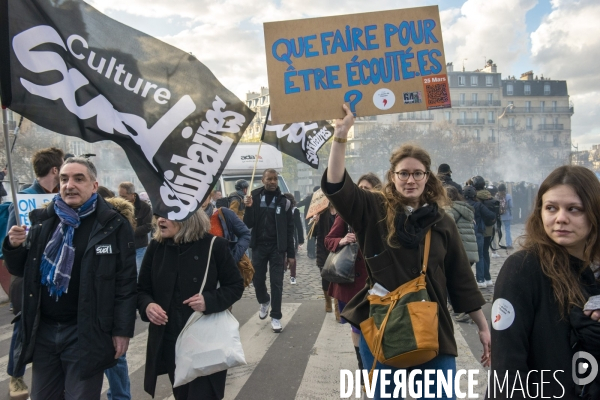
[243,87,270,142]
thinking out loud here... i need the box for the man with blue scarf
[3,157,137,399]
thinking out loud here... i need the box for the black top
[491,250,599,399]
[40,214,96,324]
[256,191,278,244]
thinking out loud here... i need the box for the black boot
[355,346,364,385]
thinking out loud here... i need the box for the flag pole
[248,141,263,190]
[1,106,21,226]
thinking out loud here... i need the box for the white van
[215,144,290,196]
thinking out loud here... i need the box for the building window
[444,111,451,121]
[486,75,493,86]
[460,111,466,120]
[488,111,494,123]
[525,101,531,112]
[458,76,465,86]
[489,129,495,142]
[471,76,478,86]
[459,93,465,105]
[526,117,532,130]
[508,117,515,127]
[552,101,557,111]
[553,117,559,126]
[487,93,493,104]
[544,84,551,95]
[541,117,546,126]
[506,84,513,95]
[524,84,531,95]
[475,129,481,142]
[540,101,545,111]
[554,135,559,147]
[472,93,478,104]
[473,111,479,121]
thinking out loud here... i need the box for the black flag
[0,0,255,220]
[261,107,333,169]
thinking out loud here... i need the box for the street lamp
[497,104,514,158]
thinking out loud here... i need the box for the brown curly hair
[382,144,448,248]
[522,165,600,316]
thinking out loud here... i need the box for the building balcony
[456,119,485,125]
[452,100,501,107]
[398,115,434,121]
[539,124,564,130]
[508,107,574,114]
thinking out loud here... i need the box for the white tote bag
[173,236,247,387]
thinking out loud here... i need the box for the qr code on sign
[425,83,449,106]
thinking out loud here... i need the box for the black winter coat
[134,194,152,249]
[244,187,295,257]
[2,196,137,379]
[137,235,244,397]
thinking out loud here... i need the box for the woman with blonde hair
[491,165,600,398]
[138,209,244,400]
[323,105,490,399]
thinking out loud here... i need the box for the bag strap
[421,230,432,274]
[198,236,217,295]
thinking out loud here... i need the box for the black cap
[438,163,451,174]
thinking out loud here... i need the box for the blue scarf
[40,193,98,299]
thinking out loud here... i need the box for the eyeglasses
[393,170,428,181]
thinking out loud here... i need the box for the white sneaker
[485,280,494,287]
[477,281,487,288]
[271,318,282,333]
[290,277,297,285]
[259,300,270,320]
[491,252,500,258]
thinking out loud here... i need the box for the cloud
[530,0,600,148]
[441,0,537,72]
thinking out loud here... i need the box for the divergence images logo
[572,351,599,385]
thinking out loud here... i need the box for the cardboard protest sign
[15,194,54,228]
[264,6,450,124]
[305,189,329,220]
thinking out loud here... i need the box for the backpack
[498,196,507,216]
[481,198,499,227]
[215,192,244,211]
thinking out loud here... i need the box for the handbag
[321,226,358,283]
[217,209,254,287]
[173,236,247,387]
[360,230,438,384]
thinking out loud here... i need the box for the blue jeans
[502,220,512,247]
[135,247,146,276]
[359,334,456,399]
[7,319,26,377]
[105,354,131,400]
[475,233,485,282]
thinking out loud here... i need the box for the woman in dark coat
[137,209,244,400]
[310,203,337,313]
[324,173,381,379]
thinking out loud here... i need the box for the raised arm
[327,104,354,184]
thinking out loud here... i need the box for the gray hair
[62,157,97,181]
[153,208,212,244]
[118,182,135,194]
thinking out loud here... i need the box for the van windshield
[221,176,289,196]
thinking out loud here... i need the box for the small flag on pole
[261,106,333,169]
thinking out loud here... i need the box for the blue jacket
[466,198,497,235]
[216,207,250,263]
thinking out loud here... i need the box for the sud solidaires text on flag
[0,0,255,220]
[261,106,333,169]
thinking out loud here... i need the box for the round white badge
[373,88,395,110]
[491,298,515,330]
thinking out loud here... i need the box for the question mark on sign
[344,90,363,116]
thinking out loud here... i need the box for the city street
[0,225,523,400]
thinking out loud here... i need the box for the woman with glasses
[322,105,490,399]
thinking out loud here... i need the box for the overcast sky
[87,0,600,150]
